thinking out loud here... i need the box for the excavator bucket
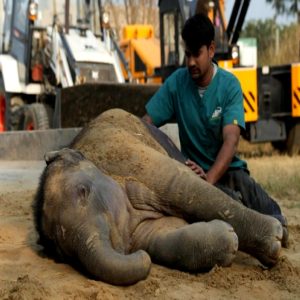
[56,82,160,128]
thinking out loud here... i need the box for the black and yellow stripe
[231,67,258,122]
[292,64,300,117]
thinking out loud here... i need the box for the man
[143,13,288,246]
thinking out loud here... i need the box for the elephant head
[33,148,151,285]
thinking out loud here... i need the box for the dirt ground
[0,158,300,300]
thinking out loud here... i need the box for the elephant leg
[131,217,238,271]
[126,153,283,267]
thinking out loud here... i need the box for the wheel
[10,96,25,130]
[271,123,300,156]
[0,74,21,131]
[0,92,5,131]
[271,140,286,153]
[286,123,300,156]
[22,103,53,130]
[0,74,7,131]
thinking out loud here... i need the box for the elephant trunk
[72,224,151,285]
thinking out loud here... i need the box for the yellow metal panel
[218,60,233,69]
[291,63,300,117]
[229,67,258,122]
[131,38,161,69]
[122,25,154,40]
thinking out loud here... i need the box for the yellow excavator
[119,24,161,84]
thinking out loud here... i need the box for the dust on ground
[0,158,300,300]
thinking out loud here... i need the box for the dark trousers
[215,169,286,227]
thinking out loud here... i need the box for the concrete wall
[0,124,180,161]
[0,128,81,160]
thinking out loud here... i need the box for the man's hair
[181,13,215,55]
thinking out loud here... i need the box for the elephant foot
[148,219,238,271]
[240,214,283,267]
[201,220,239,268]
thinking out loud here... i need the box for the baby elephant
[34,148,239,285]
[34,109,283,286]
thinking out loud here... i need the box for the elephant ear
[44,150,62,165]
[44,148,85,165]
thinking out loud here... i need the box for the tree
[241,19,277,65]
[266,0,299,23]
[241,18,299,65]
[103,0,158,37]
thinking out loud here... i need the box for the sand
[0,159,300,300]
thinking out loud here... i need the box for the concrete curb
[0,128,81,160]
[0,124,180,161]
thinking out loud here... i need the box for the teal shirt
[146,67,247,171]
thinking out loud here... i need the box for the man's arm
[206,124,241,185]
[143,113,207,179]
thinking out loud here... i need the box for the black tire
[0,76,5,131]
[22,103,53,130]
[10,96,25,130]
[271,140,286,153]
[271,123,300,156]
[286,123,300,156]
[0,73,9,131]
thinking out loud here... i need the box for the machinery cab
[0,0,125,132]
[57,0,125,85]
[1,0,40,85]
[0,0,124,87]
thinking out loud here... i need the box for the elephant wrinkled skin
[33,109,283,286]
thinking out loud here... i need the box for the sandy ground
[0,159,300,300]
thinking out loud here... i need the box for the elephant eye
[77,184,90,206]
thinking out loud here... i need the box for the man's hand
[185,159,207,180]
[206,124,241,185]
[142,114,153,125]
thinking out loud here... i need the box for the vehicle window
[2,0,13,52]
[35,1,60,27]
[35,0,98,31]
[13,0,29,33]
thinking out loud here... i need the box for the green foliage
[261,173,300,200]
[266,0,287,14]
[247,156,300,201]
[240,19,299,65]
[266,0,299,22]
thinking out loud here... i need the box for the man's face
[185,42,215,82]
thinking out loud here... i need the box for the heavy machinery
[154,0,300,155]
[119,24,161,84]
[0,0,156,132]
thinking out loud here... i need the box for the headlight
[231,46,239,60]
[208,1,215,8]
[76,75,86,85]
[102,11,110,25]
[29,1,38,21]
